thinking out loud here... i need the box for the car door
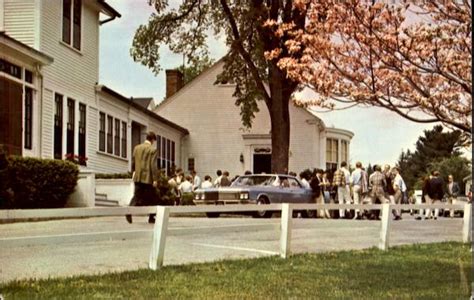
[277,176,296,203]
[287,177,310,203]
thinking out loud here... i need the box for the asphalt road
[0,215,464,283]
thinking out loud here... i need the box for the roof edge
[97,84,189,135]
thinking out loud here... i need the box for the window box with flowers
[65,153,88,166]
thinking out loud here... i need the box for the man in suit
[126,131,159,224]
[426,170,444,220]
[446,174,460,218]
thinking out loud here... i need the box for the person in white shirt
[350,162,364,219]
[392,167,406,220]
[192,170,201,191]
[213,170,223,187]
[299,171,310,189]
[201,175,213,189]
[178,175,194,205]
[339,161,353,218]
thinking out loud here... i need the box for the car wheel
[253,198,272,218]
[206,212,220,218]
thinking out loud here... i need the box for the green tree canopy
[130,0,309,173]
[177,55,215,85]
[396,125,467,191]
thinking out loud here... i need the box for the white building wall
[3,0,36,47]
[39,1,101,169]
[155,62,329,177]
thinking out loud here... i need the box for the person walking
[334,162,352,218]
[446,174,460,218]
[368,165,390,220]
[350,162,365,219]
[311,169,330,218]
[426,171,444,220]
[192,170,202,191]
[392,167,406,220]
[126,132,159,224]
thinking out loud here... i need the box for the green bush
[96,172,132,179]
[1,156,79,209]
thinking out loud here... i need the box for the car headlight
[194,194,200,200]
[200,193,206,200]
[240,193,249,200]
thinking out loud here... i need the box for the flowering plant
[65,153,88,166]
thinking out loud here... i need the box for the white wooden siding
[39,2,99,100]
[41,88,54,158]
[155,62,343,177]
[3,0,36,47]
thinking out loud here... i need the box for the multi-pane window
[341,140,348,163]
[121,121,127,158]
[24,88,33,150]
[78,103,86,161]
[99,111,127,158]
[326,138,339,171]
[66,98,75,155]
[54,94,63,159]
[114,119,120,156]
[106,116,113,154]
[188,158,195,172]
[62,0,82,50]
[156,135,176,175]
[99,112,105,151]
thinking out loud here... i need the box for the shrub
[1,156,79,209]
[96,172,132,179]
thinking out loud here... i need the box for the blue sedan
[194,174,315,218]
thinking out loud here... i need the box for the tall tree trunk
[268,66,290,174]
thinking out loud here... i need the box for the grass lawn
[1,242,471,299]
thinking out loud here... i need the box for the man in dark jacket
[427,171,444,220]
[126,132,159,224]
[446,174,461,218]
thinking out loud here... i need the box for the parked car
[194,174,315,218]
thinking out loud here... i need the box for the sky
[99,0,446,168]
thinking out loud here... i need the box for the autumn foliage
[273,0,471,134]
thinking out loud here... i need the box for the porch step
[95,193,119,207]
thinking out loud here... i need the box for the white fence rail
[0,203,471,270]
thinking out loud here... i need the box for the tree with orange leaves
[275,0,471,135]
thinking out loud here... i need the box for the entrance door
[0,78,23,155]
[131,122,143,150]
[253,154,271,174]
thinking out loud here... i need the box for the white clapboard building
[155,61,353,177]
[0,0,187,175]
[1,1,352,178]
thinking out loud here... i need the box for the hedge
[0,156,79,209]
[95,172,132,179]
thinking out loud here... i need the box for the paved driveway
[0,215,463,283]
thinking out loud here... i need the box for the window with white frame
[98,111,127,159]
[156,135,176,175]
[326,138,339,171]
[62,0,82,50]
[341,140,348,163]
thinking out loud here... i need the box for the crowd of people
[126,132,466,224]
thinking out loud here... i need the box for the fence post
[149,206,170,270]
[280,203,293,259]
[462,203,472,243]
[379,203,392,251]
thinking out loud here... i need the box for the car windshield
[231,175,277,187]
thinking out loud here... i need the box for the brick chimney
[165,69,184,98]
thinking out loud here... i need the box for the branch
[219,0,271,105]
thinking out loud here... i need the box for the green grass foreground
[1,242,471,299]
